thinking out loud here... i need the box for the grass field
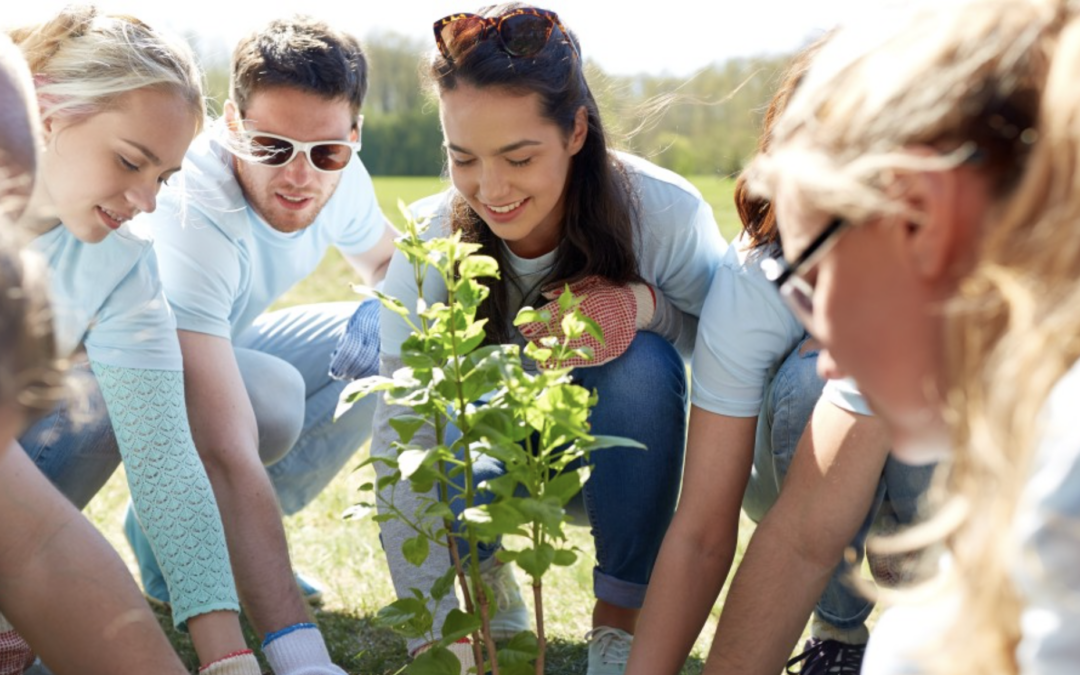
[86,175,766,674]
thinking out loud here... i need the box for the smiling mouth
[485,199,525,214]
[97,206,131,229]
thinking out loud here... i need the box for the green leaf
[376,596,433,638]
[523,340,553,364]
[586,434,648,451]
[439,609,482,644]
[515,497,566,530]
[398,449,432,480]
[371,288,412,319]
[402,534,430,567]
[430,565,458,603]
[497,630,539,665]
[561,311,588,341]
[515,542,556,578]
[557,284,575,312]
[388,415,429,444]
[544,468,588,506]
[406,646,461,675]
[513,308,546,326]
[553,549,578,566]
[581,315,605,345]
[335,376,394,420]
[459,254,500,280]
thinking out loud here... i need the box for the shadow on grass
[153,604,707,675]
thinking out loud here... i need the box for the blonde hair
[9,5,204,130]
[747,1,1080,672]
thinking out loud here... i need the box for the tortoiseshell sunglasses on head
[433,7,578,63]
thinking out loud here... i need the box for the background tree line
[197,32,792,178]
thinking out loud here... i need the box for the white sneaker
[467,562,531,640]
[585,626,633,675]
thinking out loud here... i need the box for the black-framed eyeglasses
[433,8,579,63]
[759,217,851,327]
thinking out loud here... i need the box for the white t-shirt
[31,223,181,371]
[145,123,386,339]
[863,359,1080,674]
[380,153,726,357]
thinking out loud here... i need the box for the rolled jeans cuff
[594,568,648,609]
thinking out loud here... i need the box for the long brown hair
[428,3,640,344]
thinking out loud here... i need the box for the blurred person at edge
[748,0,1080,672]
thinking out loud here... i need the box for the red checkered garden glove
[518,275,655,368]
[0,628,34,675]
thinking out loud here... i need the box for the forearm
[705,516,835,674]
[707,402,891,674]
[91,361,239,629]
[0,443,188,675]
[371,354,460,654]
[202,439,309,637]
[627,525,738,675]
[627,409,758,674]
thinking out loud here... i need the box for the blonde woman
[748,0,1080,672]
[9,8,259,674]
[0,33,191,675]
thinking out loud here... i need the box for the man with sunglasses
[126,15,395,673]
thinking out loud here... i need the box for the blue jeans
[20,302,376,542]
[741,337,934,632]
[446,332,688,609]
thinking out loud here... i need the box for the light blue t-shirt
[690,235,804,417]
[691,234,872,418]
[145,123,386,339]
[31,223,181,371]
[380,153,726,357]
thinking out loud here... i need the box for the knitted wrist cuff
[263,624,346,675]
[630,282,656,330]
[199,650,259,675]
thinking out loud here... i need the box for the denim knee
[766,338,825,477]
[235,348,305,467]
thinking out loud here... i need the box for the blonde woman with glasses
[748,0,1080,672]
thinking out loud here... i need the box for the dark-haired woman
[368,5,724,673]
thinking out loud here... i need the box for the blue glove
[329,299,381,381]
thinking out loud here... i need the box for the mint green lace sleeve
[91,361,239,629]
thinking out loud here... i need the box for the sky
[2,0,883,76]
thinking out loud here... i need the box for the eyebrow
[446,139,542,155]
[121,138,162,166]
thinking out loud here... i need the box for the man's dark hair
[230,15,368,123]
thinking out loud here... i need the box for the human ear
[898,168,967,281]
[567,106,588,155]
[223,99,240,131]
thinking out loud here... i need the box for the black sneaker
[786,638,866,674]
